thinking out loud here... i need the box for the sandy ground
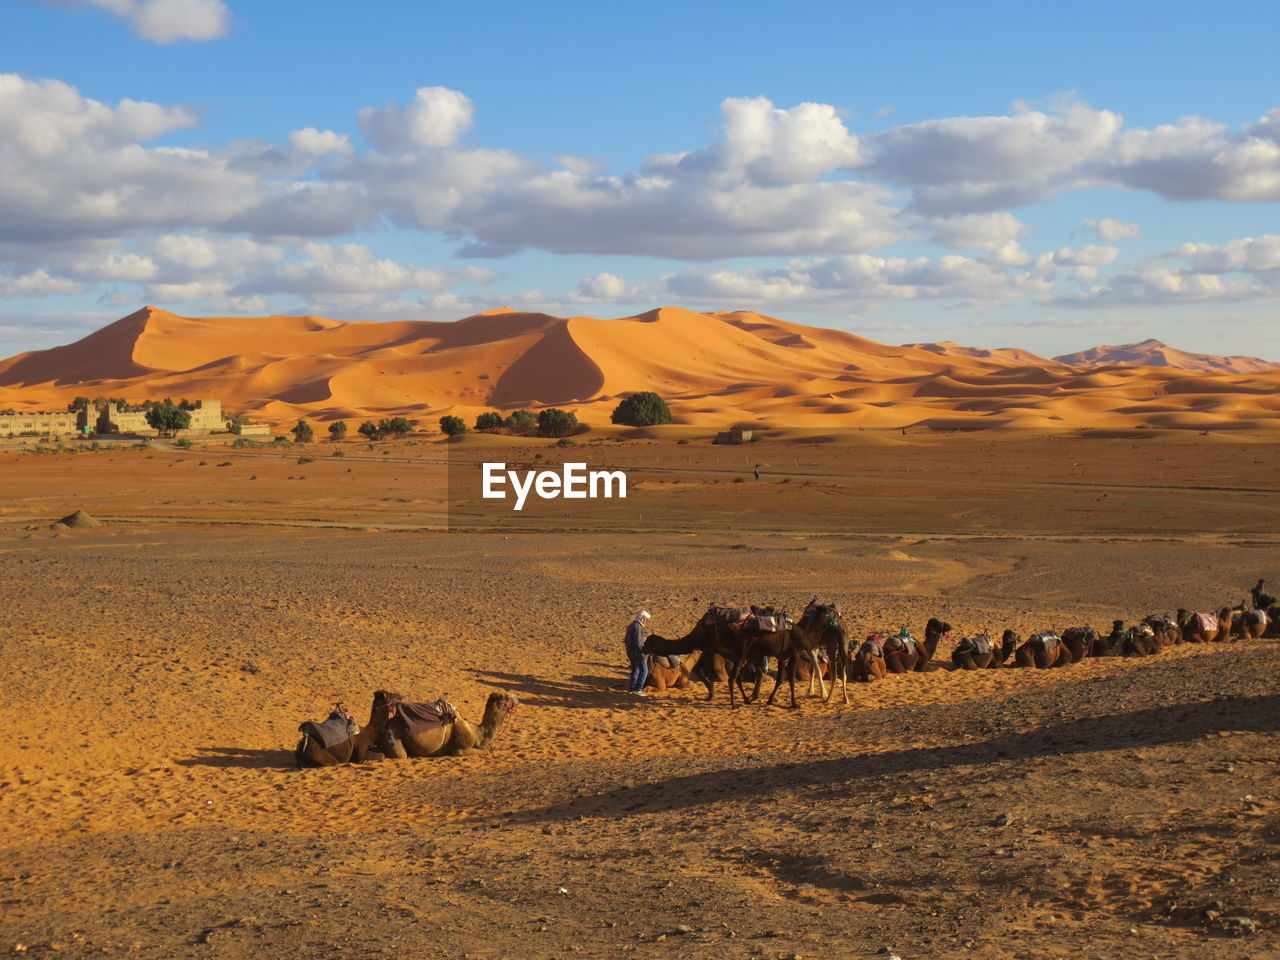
[1,432,1278,959]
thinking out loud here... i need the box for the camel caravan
[641,583,1279,708]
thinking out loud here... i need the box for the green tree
[292,419,314,443]
[475,411,504,431]
[439,415,467,437]
[66,396,90,414]
[504,409,537,435]
[611,391,672,427]
[358,420,379,440]
[226,412,250,435]
[537,408,578,438]
[144,402,191,438]
[328,420,348,441]
[379,416,413,439]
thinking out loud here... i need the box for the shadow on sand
[465,668,643,709]
[176,746,295,769]
[478,693,1280,823]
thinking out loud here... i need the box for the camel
[881,630,921,673]
[295,690,398,768]
[643,612,755,705]
[1236,608,1269,639]
[1142,614,1180,648]
[1123,623,1159,657]
[1090,621,1125,657]
[1012,631,1070,668]
[778,600,849,705]
[1060,626,1100,663]
[1266,604,1280,638]
[850,635,888,682]
[920,618,952,670]
[646,649,702,692]
[379,691,518,758]
[950,633,1014,670]
[1177,607,1236,643]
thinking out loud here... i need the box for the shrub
[145,402,191,437]
[439,415,467,437]
[611,391,672,427]
[537,408,578,438]
[379,416,413,439]
[271,435,291,446]
[328,421,347,441]
[475,411,504,432]
[232,437,258,449]
[555,437,575,447]
[292,419,314,444]
[358,421,379,440]
[504,409,537,435]
[297,456,315,464]
[175,437,193,449]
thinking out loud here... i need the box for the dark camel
[920,618,952,670]
[1142,614,1180,648]
[781,600,850,705]
[643,614,754,705]
[881,631,921,673]
[295,690,397,768]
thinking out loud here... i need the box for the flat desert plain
[1,430,1279,960]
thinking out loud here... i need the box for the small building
[713,426,753,445]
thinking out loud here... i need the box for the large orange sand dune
[2,305,1279,430]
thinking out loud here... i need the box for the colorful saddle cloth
[1193,612,1219,635]
[299,710,358,749]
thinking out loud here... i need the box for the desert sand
[3,306,1280,432]
[1,430,1278,959]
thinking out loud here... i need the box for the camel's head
[370,689,404,726]
[642,633,667,654]
[1001,629,1021,646]
[482,692,519,738]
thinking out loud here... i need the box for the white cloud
[1083,218,1141,241]
[572,272,633,301]
[289,127,354,157]
[357,87,475,151]
[80,0,230,43]
[0,270,85,296]
[930,212,1028,251]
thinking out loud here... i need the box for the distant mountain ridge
[1053,338,1280,375]
[1,307,1279,431]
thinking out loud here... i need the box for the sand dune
[1055,337,1280,375]
[2,305,1280,431]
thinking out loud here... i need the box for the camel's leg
[765,654,789,706]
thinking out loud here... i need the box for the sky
[2,0,1280,359]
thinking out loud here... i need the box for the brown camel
[881,630,921,673]
[850,635,888,682]
[950,633,1013,670]
[295,690,397,768]
[380,691,518,758]
[1012,631,1070,668]
[1092,621,1127,657]
[920,618,952,670]
[1060,626,1100,662]
[1236,608,1269,639]
[1182,607,1237,643]
[1123,622,1159,657]
[1142,614,1180,648]
[645,649,703,692]
[1266,604,1280,638]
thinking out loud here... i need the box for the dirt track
[1,433,1278,959]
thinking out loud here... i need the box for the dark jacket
[625,619,647,657]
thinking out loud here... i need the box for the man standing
[625,610,651,695]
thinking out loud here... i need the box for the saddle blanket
[750,613,789,633]
[396,698,458,735]
[299,710,358,749]
[705,605,750,625]
[861,637,884,657]
[1029,631,1061,651]
[1193,612,1219,635]
[653,654,685,670]
[958,635,992,656]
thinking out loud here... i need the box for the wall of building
[0,411,82,437]
[98,399,226,436]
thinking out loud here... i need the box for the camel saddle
[299,710,358,749]
[653,654,685,670]
[395,698,458,735]
[861,636,884,657]
[748,612,791,633]
[958,635,992,656]
[1029,631,1061,653]
[704,605,750,626]
[1193,612,1219,635]
[886,633,917,654]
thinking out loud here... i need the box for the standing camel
[643,609,755,705]
[779,600,849,705]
